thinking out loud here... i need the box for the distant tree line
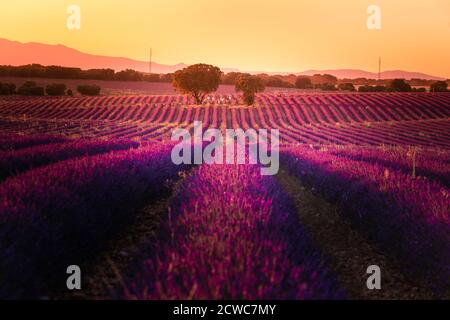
[350,79,449,92]
[0,64,173,83]
[171,64,449,107]
[224,73,450,92]
[0,82,16,95]
[294,77,448,93]
[0,64,448,97]
[0,80,101,96]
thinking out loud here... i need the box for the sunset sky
[1,0,449,77]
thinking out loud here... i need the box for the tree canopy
[235,74,265,106]
[172,64,222,104]
[430,80,448,92]
[388,79,412,92]
[295,77,313,89]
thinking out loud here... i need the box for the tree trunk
[193,92,203,105]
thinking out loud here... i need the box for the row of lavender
[1,93,449,125]
[0,133,67,151]
[280,146,450,293]
[1,133,448,298]
[0,134,345,299]
[325,145,450,187]
[123,163,344,299]
[0,138,140,180]
[0,140,186,299]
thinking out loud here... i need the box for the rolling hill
[0,38,446,80]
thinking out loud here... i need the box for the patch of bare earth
[276,169,435,299]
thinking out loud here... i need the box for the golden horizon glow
[1,0,449,77]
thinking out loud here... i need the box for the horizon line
[1,37,448,80]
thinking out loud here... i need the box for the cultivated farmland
[0,92,448,299]
[0,92,449,146]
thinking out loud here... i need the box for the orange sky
[1,0,449,77]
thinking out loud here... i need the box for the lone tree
[172,64,222,104]
[235,74,265,105]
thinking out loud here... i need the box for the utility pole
[149,48,152,74]
[378,56,381,82]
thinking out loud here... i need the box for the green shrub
[358,85,386,92]
[321,83,338,91]
[388,79,412,92]
[77,85,101,96]
[18,81,45,96]
[45,83,67,96]
[0,83,15,95]
[430,81,448,92]
[295,77,313,89]
[338,83,355,91]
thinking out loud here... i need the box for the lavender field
[0,92,449,300]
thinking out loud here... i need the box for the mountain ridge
[0,38,188,74]
[296,69,445,81]
[0,38,446,80]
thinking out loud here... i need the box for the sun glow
[0,0,449,77]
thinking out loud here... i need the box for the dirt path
[276,169,435,299]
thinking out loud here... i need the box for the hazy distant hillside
[297,69,445,81]
[0,38,446,80]
[0,38,187,74]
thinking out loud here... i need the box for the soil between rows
[276,169,435,299]
[56,166,436,300]
[55,170,193,300]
